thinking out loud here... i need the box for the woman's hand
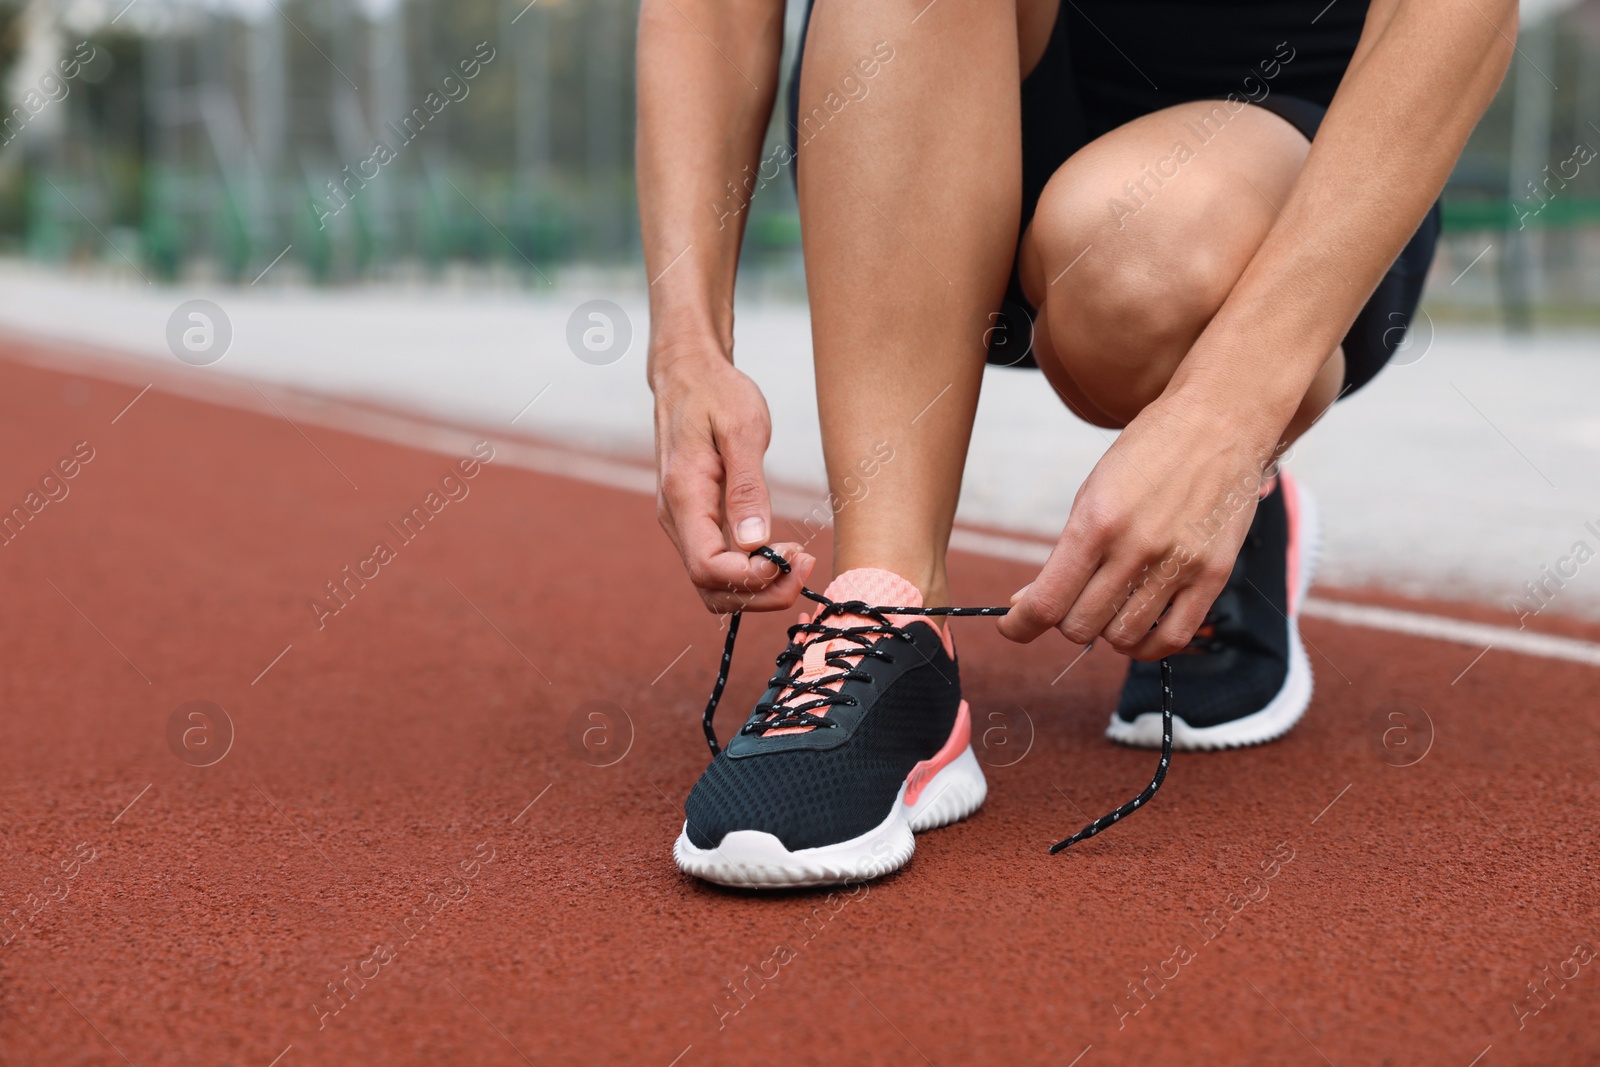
[997,0,1513,664]
[651,343,814,613]
[998,391,1278,660]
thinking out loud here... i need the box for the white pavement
[1,260,1597,620]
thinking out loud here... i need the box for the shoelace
[739,597,922,737]
[700,546,1174,854]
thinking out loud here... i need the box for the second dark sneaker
[674,569,987,889]
[1107,470,1320,750]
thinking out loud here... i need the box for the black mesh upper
[1117,481,1292,728]
[685,626,961,852]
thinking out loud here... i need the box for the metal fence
[1,0,1598,323]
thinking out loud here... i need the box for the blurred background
[0,0,1594,320]
[0,0,1597,614]
[0,0,814,292]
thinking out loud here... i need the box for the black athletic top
[1014,0,1372,239]
[1062,0,1369,138]
[788,0,1372,199]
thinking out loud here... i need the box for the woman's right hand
[650,344,814,613]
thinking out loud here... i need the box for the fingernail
[799,556,816,582]
[1010,583,1031,604]
[736,517,766,545]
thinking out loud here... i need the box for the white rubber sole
[673,735,988,890]
[1106,477,1322,752]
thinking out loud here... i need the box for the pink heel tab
[929,616,957,659]
[1278,469,1303,615]
[904,699,970,806]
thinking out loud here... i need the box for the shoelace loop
[700,546,1174,854]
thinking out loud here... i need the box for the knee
[1029,196,1231,413]
[1036,161,1241,324]
[1072,239,1230,350]
[1025,161,1263,417]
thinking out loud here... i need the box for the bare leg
[797,0,1028,607]
[1020,101,1342,447]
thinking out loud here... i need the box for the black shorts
[787,0,1441,398]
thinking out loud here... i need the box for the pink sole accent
[904,700,971,807]
[1281,469,1303,616]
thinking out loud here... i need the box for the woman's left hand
[997,390,1280,660]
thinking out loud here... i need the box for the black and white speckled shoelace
[700,546,1174,854]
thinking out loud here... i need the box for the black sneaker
[1107,471,1319,750]
[674,569,987,888]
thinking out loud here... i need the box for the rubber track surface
[0,348,1596,1066]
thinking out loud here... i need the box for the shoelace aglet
[1048,658,1174,853]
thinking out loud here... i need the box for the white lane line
[1301,598,1600,668]
[14,340,1600,671]
[945,529,1600,669]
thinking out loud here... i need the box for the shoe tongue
[790,569,923,688]
[822,568,924,611]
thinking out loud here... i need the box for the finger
[1101,562,1184,652]
[1056,565,1139,646]
[716,418,773,550]
[1123,584,1216,661]
[679,535,811,609]
[699,549,815,613]
[662,447,787,592]
[699,542,811,613]
[996,541,1099,644]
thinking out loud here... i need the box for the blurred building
[0,0,1594,326]
[0,0,656,283]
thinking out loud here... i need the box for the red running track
[0,343,1597,1066]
